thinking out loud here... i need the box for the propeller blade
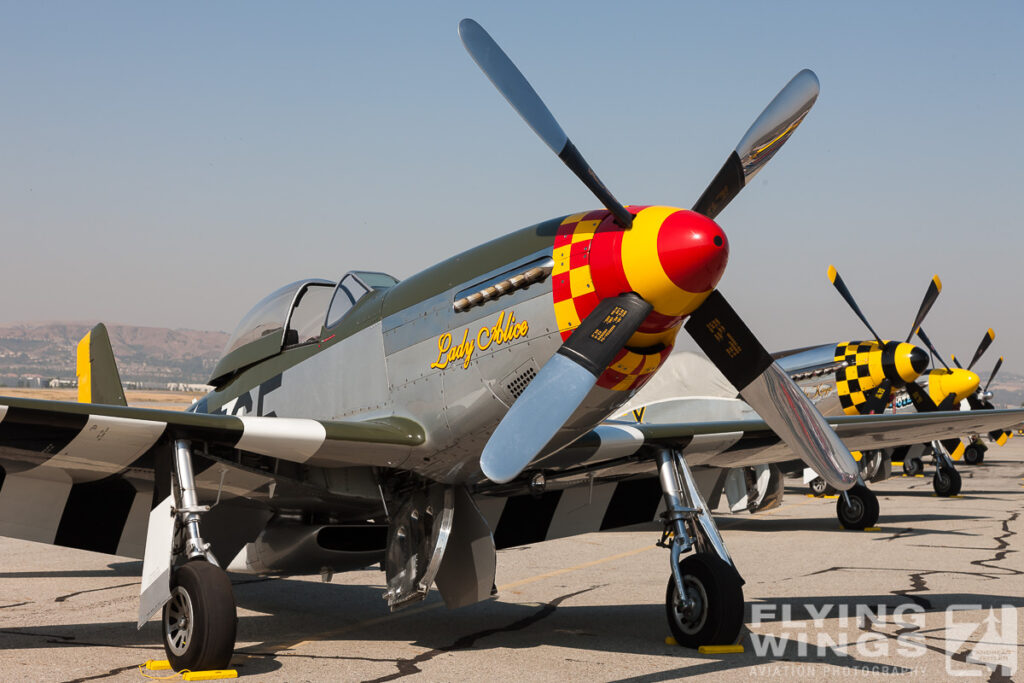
[862,378,892,415]
[984,356,1003,393]
[915,327,950,371]
[459,18,633,228]
[966,328,995,371]
[692,70,819,219]
[480,293,652,484]
[685,289,858,490]
[904,276,941,343]
[826,265,882,344]
[905,380,939,412]
[952,355,963,369]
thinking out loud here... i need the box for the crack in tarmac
[880,527,913,542]
[971,510,1021,576]
[891,572,932,610]
[54,581,139,603]
[856,608,1010,679]
[361,585,601,683]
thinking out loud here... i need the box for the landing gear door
[434,486,497,609]
[137,495,175,628]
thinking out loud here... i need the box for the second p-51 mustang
[2,19,1022,673]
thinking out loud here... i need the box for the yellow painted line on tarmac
[498,544,655,592]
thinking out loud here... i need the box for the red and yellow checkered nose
[551,206,728,390]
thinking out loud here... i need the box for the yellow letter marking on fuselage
[431,310,529,370]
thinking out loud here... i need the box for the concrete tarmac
[1,442,1022,682]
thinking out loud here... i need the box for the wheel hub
[672,575,709,634]
[164,586,195,656]
[841,496,864,523]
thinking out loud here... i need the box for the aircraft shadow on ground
[0,560,142,580]
[6,579,1021,678]
[714,512,983,534]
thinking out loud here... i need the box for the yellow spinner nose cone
[893,343,929,383]
[928,368,981,405]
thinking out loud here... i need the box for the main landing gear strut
[162,439,237,672]
[654,448,744,648]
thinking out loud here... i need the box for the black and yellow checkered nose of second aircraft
[834,341,929,415]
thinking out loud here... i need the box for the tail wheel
[933,466,962,497]
[665,553,744,649]
[903,456,924,476]
[163,560,237,672]
[836,484,879,530]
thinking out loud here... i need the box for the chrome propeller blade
[480,293,652,484]
[685,290,859,491]
[692,69,819,219]
[459,18,633,228]
[826,265,882,343]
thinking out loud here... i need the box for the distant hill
[986,371,1024,409]
[0,322,228,386]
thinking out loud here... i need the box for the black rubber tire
[163,560,237,672]
[933,466,962,497]
[903,456,924,476]
[962,445,984,465]
[809,477,834,497]
[665,553,744,649]
[836,484,879,530]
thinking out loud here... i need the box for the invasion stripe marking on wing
[236,417,327,463]
[0,407,87,458]
[600,477,663,530]
[544,482,618,541]
[676,431,745,465]
[55,476,137,554]
[0,473,72,544]
[494,490,563,549]
[195,464,275,501]
[590,423,645,459]
[116,480,155,559]
[27,414,166,483]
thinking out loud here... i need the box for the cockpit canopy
[209,271,399,386]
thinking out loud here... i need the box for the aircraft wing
[0,395,424,556]
[542,408,1024,473]
[0,395,424,472]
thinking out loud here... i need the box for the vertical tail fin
[76,323,127,406]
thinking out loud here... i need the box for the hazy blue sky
[1,2,1021,374]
